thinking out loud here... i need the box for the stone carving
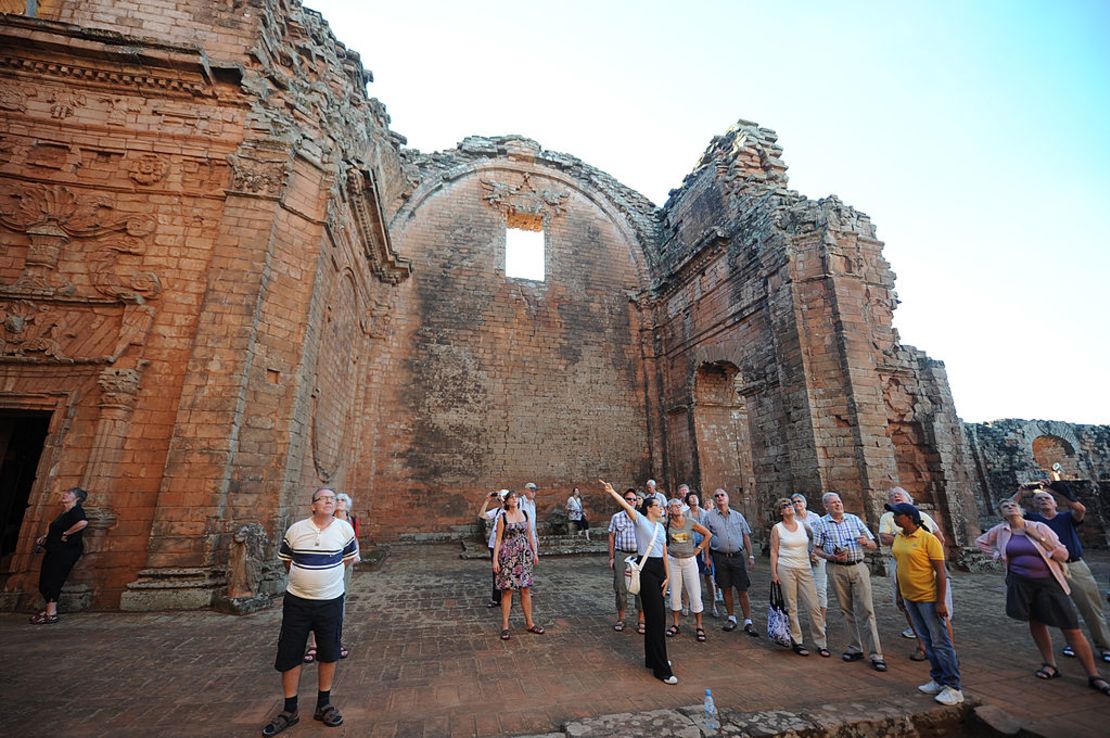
[47,89,86,119]
[0,82,34,112]
[90,237,163,303]
[343,165,412,284]
[0,184,153,239]
[97,367,142,408]
[0,183,159,299]
[362,298,393,339]
[0,300,70,359]
[0,56,216,99]
[128,154,170,185]
[480,173,569,226]
[226,523,268,599]
[227,151,291,197]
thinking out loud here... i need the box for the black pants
[639,557,673,680]
[39,548,81,603]
[488,548,501,604]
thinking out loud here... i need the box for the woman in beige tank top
[770,497,829,657]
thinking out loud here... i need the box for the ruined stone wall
[965,418,1110,548]
[0,0,409,610]
[371,136,658,540]
[655,122,978,551]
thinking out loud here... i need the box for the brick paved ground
[3,546,1109,737]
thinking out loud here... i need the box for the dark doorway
[0,410,51,571]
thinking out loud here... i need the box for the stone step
[460,535,607,559]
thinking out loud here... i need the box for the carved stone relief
[0,183,160,299]
[98,366,143,409]
[227,148,292,198]
[341,165,411,284]
[480,173,569,228]
[128,154,170,186]
[47,89,85,119]
[0,82,34,112]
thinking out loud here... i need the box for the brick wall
[370,138,656,539]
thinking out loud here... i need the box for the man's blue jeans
[905,599,960,689]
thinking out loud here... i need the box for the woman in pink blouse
[977,498,1109,695]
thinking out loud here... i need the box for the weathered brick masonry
[0,0,410,610]
[966,418,1110,548]
[0,1,1008,611]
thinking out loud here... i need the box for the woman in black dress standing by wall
[31,487,89,624]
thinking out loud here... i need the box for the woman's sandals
[666,624,681,638]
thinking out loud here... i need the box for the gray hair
[790,493,807,504]
[336,492,353,507]
[677,483,690,494]
[646,479,657,488]
[887,486,913,504]
[821,491,842,506]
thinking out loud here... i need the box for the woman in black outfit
[31,487,89,624]
[601,480,677,684]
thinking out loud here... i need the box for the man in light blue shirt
[703,489,759,636]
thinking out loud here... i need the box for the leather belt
[712,551,744,557]
[829,560,862,566]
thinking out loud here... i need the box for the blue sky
[309,0,1110,423]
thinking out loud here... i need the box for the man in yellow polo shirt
[887,502,963,706]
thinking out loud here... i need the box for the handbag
[624,522,661,596]
[767,581,793,647]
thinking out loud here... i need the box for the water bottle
[703,688,719,732]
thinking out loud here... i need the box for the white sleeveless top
[775,520,811,569]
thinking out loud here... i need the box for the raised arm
[601,480,636,517]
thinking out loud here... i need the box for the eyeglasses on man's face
[313,496,336,503]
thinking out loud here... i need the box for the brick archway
[691,361,757,524]
[1031,434,1078,476]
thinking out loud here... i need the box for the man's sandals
[696,627,707,642]
[314,704,343,727]
[29,611,58,625]
[262,711,299,737]
[666,625,681,638]
[1089,676,1110,696]
[1035,663,1061,680]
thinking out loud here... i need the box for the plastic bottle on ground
[703,688,719,732]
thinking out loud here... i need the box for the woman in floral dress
[493,490,544,639]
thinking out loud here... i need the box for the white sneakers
[901,627,918,639]
[919,680,963,704]
[934,686,965,705]
[663,675,678,685]
[917,680,943,695]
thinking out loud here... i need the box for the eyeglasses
[624,497,637,502]
[313,496,336,503]
[779,503,792,509]
[714,493,727,498]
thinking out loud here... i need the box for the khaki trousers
[828,561,883,659]
[1068,559,1110,651]
[779,565,827,648]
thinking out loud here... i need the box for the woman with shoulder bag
[601,480,677,684]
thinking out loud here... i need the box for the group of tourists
[27,468,1110,737]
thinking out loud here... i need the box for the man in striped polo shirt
[262,488,359,736]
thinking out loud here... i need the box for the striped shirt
[279,517,358,600]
